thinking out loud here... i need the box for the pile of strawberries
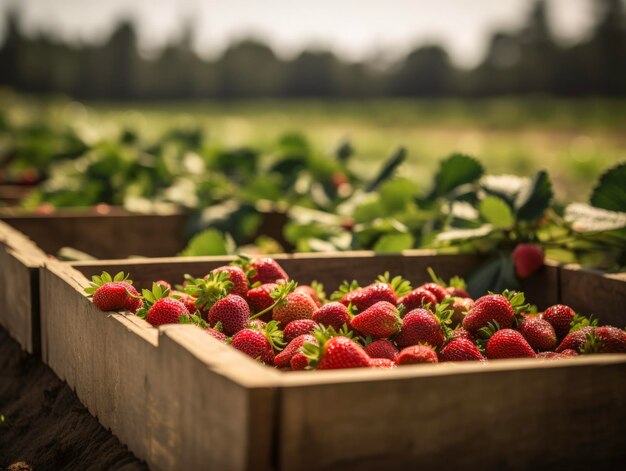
[85,257,626,370]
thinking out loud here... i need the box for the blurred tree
[283,50,339,97]
[390,45,452,96]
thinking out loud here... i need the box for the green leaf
[590,162,626,212]
[179,229,232,257]
[479,196,514,229]
[365,147,407,192]
[373,232,414,253]
[564,203,626,232]
[467,256,519,298]
[514,170,553,221]
[429,154,484,199]
[435,224,494,243]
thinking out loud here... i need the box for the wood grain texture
[559,264,626,326]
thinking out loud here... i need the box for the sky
[0,0,597,67]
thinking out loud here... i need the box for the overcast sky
[0,0,598,67]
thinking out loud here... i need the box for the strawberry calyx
[330,280,360,301]
[500,289,531,326]
[427,267,467,291]
[249,280,297,320]
[84,271,134,297]
[179,312,209,329]
[136,282,171,320]
[377,272,412,297]
[570,313,598,332]
[433,299,455,338]
[301,324,356,368]
[183,272,233,310]
[310,280,327,303]
[263,320,286,351]
[476,321,500,349]
[580,328,600,354]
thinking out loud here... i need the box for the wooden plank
[559,264,626,326]
[276,355,626,470]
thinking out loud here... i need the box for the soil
[0,328,148,471]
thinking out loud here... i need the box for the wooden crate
[0,220,47,353]
[39,253,626,470]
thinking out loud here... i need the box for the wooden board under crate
[37,254,626,470]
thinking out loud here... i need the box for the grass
[5,94,626,201]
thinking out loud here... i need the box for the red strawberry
[85,272,142,313]
[246,283,278,321]
[283,319,318,344]
[147,298,189,326]
[231,320,283,365]
[452,327,478,343]
[462,294,515,333]
[274,334,317,368]
[207,294,250,336]
[556,327,592,353]
[209,265,248,297]
[418,283,448,303]
[369,358,396,368]
[439,337,484,362]
[512,243,544,278]
[364,338,399,360]
[170,290,199,315]
[396,345,438,365]
[450,297,474,325]
[396,308,448,348]
[295,284,323,307]
[486,329,536,359]
[447,286,471,298]
[204,328,228,343]
[312,302,351,331]
[398,288,437,311]
[350,301,402,339]
[250,258,289,284]
[303,335,370,370]
[581,326,626,354]
[155,280,172,290]
[342,283,397,311]
[273,292,317,325]
[542,304,576,341]
[425,268,470,300]
[518,317,557,351]
[290,352,310,370]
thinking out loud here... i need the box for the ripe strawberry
[147,298,189,326]
[425,268,470,299]
[398,288,437,311]
[290,352,310,370]
[273,291,317,325]
[183,271,234,315]
[155,280,172,290]
[350,301,402,339]
[486,329,536,359]
[556,327,592,353]
[450,297,474,325]
[418,283,448,303]
[170,290,199,315]
[207,294,250,336]
[439,337,484,362]
[396,305,452,349]
[246,283,278,321]
[250,258,289,284]
[447,286,471,298]
[512,243,544,278]
[396,345,438,365]
[580,326,626,354]
[85,272,142,313]
[231,321,283,365]
[369,358,396,368]
[452,327,478,343]
[312,302,351,331]
[295,283,324,307]
[204,328,228,343]
[462,293,518,333]
[518,317,557,351]
[542,304,576,341]
[274,334,317,368]
[283,319,318,344]
[209,265,248,297]
[302,332,370,370]
[364,338,399,360]
[338,273,411,312]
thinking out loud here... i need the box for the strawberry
[155,280,172,290]
[274,334,317,368]
[336,273,411,312]
[250,257,289,284]
[426,267,471,299]
[580,326,626,354]
[518,317,557,351]
[290,352,310,370]
[146,297,190,326]
[350,301,402,339]
[462,291,527,333]
[439,337,484,362]
[294,282,325,307]
[209,265,248,297]
[397,288,437,312]
[451,327,478,343]
[447,286,471,299]
[204,328,228,343]
[283,319,318,344]
[396,303,453,348]
[418,283,448,303]
[396,345,438,365]
[231,321,284,365]
[512,243,544,278]
[450,297,474,325]
[312,302,351,331]
[246,283,278,321]
[485,329,536,359]
[207,294,250,336]
[302,329,370,370]
[369,358,396,368]
[85,272,142,313]
[364,338,399,360]
[169,290,199,315]
[183,271,234,315]
[273,291,317,325]
[556,327,593,353]
[542,304,576,341]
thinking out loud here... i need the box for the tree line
[0,0,624,100]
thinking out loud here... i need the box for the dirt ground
[0,328,147,471]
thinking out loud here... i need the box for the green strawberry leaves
[330,280,360,301]
[377,272,412,297]
[136,282,170,320]
[84,271,132,296]
[179,312,210,329]
[183,272,233,309]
